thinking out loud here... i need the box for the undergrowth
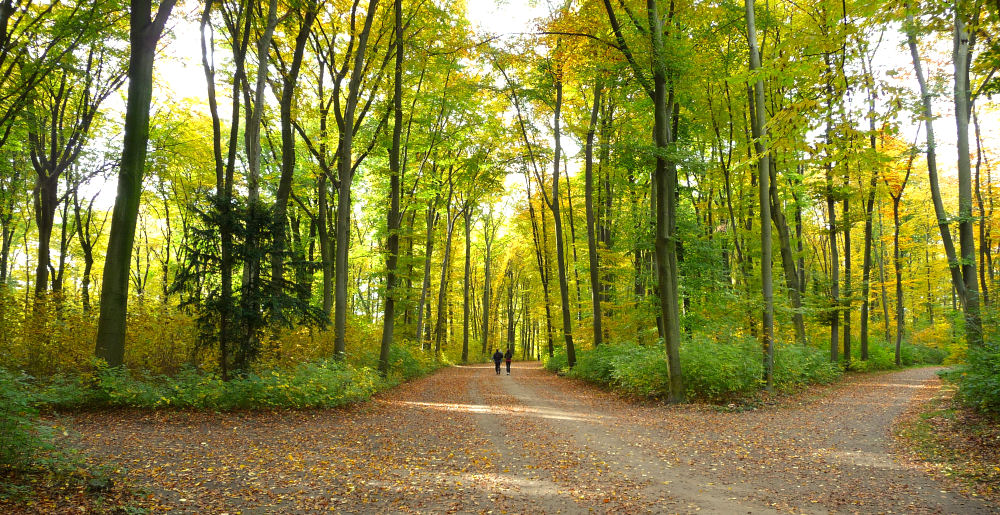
[545,337,947,403]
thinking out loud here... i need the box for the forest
[1,0,1000,509]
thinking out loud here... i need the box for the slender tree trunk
[417,200,437,348]
[953,5,983,348]
[893,198,904,366]
[905,4,967,307]
[584,81,603,346]
[273,4,318,296]
[824,56,839,364]
[379,0,403,375]
[334,0,381,358]
[843,174,852,368]
[94,0,176,367]
[747,0,773,388]
[878,206,891,343]
[550,76,575,367]
[434,187,457,356]
[462,208,471,363]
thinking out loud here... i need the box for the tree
[94,0,176,368]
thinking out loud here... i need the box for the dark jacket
[492,351,504,363]
[504,349,513,361]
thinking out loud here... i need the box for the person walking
[504,347,513,375]
[492,349,504,375]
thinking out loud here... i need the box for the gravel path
[22,363,996,513]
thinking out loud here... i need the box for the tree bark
[94,0,176,367]
[584,80,603,346]
[953,4,983,348]
[334,0,381,358]
[550,76,575,367]
[379,0,404,374]
[747,0,774,388]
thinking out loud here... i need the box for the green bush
[681,336,763,401]
[567,344,622,384]
[39,360,381,411]
[899,343,948,366]
[0,369,51,469]
[608,345,670,397]
[954,343,1000,413]
[773,344,842,388]
[544,347,568,374]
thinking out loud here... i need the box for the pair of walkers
[492,348,512,375]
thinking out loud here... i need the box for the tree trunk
[905,4,967,308]
[334,0,381,358]
[417,200,437,349]
[584,80,603,346]
[434,185,457,356]
[273,4,318,296]
[550,76,575,367]
[94,0,176,367]
[379,0,403,375]
[893,198,904,366]
[747,0,774,388]
[953,5,983,348]
[462,208,471,363]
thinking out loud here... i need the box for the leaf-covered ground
[7,363,997,513]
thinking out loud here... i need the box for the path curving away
[22,363,997,513]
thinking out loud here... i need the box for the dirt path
[24,363,996,513]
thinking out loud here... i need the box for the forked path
[45,363,995,513]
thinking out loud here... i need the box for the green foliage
[39,360,381,411]
[606,345,671,398]
[899,343,948,366]
[951,343,1000,414]
[547,340,852,402]
[543,347,569,374]
[0,370,51,469]
[773,344,842,388]
[849,342,898,372]
[356,342,440,384]
[680,336,764,401]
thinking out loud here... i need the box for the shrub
[39,360,382,411]
[680,336,763,401]
[567,344,622,384]
[544,347,568,374]
[0,369,51,469]
[773,344,842,388]
[608,345,670,397]
[899,343,948,366]
[954,343,1000,413]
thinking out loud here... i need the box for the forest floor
[8,363,998,514]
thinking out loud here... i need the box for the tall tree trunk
[434,185,457,356]
[747,0,774,388]
[859,63,880,361]
[462,208,471,363]
[273,4,318,297]
[892,197,904,366]
[550,76,575,367]
[94,0,176,367]
[379,0,404,374]
[953,4,983,348]
[842,173,852,368]
[334,0,381,358]
[824,55,840,364]
[584,80,603,346]
[905,4,967,307]
[974,110,989,306]
[417,200,437,349]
